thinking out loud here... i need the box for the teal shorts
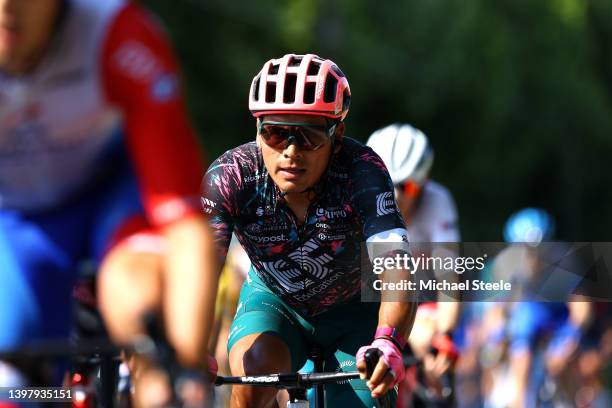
[228,269,396,407]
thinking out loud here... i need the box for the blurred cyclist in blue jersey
[492,208,593,408]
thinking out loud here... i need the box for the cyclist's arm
[353,148,417,337]
[100,3,219,367]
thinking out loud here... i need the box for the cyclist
[201,53,416,407]
[367,124,461,406]
[0,0,218,402]
[492,208,593,408]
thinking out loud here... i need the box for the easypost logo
[376,192,395,216]
[245,232,286,244]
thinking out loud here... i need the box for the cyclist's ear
[255,118,262,146]
[334,121,345,140]
[333,121,345,153]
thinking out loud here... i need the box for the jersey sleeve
[101,3,205,227]
[350,147,410,260]
[200,152,241,260]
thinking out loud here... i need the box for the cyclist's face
[0,0,61,74]
[258,114,340,195]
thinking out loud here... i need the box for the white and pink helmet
[249,54,351,121]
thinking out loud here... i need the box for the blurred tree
[145,0,612,241]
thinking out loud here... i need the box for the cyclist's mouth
[278,167,306,180]
[0,26,18,46]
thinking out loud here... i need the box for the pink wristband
[375,327,407,350]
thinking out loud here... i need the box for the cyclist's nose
[283,136,302,158]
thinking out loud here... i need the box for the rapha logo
[376,192,395,216]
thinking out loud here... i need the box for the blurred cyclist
[367,124,461,406]
[201,53,416,407]
[0,0,218,404]
[493,208,592,408]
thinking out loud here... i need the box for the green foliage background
[145,0,612,241]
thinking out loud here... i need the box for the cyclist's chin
[277,181,307,194]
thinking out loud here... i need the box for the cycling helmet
[503,208,555,243]
[249,54,351,121]
[366,123,434,185]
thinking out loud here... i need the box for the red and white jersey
[0,0,204,226]
[406,180,460,243]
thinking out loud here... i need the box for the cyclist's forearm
[377,299,417,339]
[436,302,460,334]
[162,216,221,368]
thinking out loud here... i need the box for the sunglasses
[395,180,422,198]
[258,121,337,151]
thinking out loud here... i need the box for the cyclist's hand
[207,354,219,381]
[356,339,405,398]
[430,333,459,362]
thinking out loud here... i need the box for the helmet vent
[331,65,345,78]
[265,82,277,103]
[283,74,297,103]
[342,89,351,112]
[288,56,302,67]
[304,82,316,104]
[307,61,321,76]
[323,75,337,103]
[269,64,279,75]
[253,75,261,101]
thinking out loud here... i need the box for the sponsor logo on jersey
[245,222,288,234]
[315,207,348,220]
[256,207,264,216]
[376,192,395,216]
[317,233,346,241]
[260,239,333,293]
[244,231,287,244]
[201,197,216,214]
[113,41,161,81]
[244,172,265,183]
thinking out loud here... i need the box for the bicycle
[215,346,393,408]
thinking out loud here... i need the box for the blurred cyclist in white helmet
[367,123,461,405]
[367,124,458,242]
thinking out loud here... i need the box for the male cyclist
[0,0,218,402]
[367,124,461,406]
[201,54,416,407]
[492,208,593,408]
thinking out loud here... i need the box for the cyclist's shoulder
[205,142,263,184]
[338,137,390,176]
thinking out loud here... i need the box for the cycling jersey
[0,0,203,223]
[405,180,460,243]
[201,138,409,316]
